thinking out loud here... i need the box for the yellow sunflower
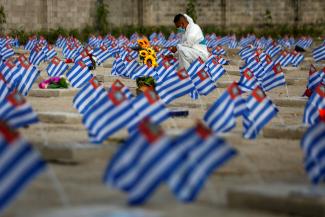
[137,38,150,49]
[139,50,148,58]
[147,47,156,56]
[144,55,157,68]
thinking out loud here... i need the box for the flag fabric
[44,44,57,60]
[0,58,18,90]
[0,91,38,129]
[155,67,195,104]
[82,87,136,144]
[306,64,324,91]
[74,50,92,67]
[168,122,237,202]
[73,77,107,115]
[0,44,15,60]
[0,122,46,214]
[300,118,325,184]
[187,58,216,96]
[0,74,9,101]
[46,57,69,77]
[238,68,260,92]
[204,82,246,133]
[128,89,170,131]
[265,44,282,58]
[29,44,46,66]
[93,45,113,64]
[303,84,325,126]
[131,64,156,80]
[155,58,178,82]
[313,45,325,62]
[110,79,134,100]
[243,86,278,139]
[205,56,226,82]
[291,50,304,67]
[66,61,93,88]
[275,50,293,67]
[103,119,179,205]
[111,57,125,76]
[15,55,40,96]
[262,62,286,91]
[119,57,139,78]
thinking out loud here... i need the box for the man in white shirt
[171,14,209,70]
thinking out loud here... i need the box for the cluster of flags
[103,119,237,204]
[0,31,324,212]
[301,82,325,183]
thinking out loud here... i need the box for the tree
[0,5,6,34]
[186,0,197,23]
[95,0,109,34]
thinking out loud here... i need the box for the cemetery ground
[3,47,325,217]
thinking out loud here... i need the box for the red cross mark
[0,122,20,144]
[138,118,164,144]
[227,82,241,99]
[144,89,159,105]
[18,55,30,69]
[316,84,325,98]
[51,57,60,65]
[111,79,124,91]
[197,69,208,81]
[108,89,126,106]
[89,77,100,89]
[252,86,266,102]
[78,61,86,69]
[7,91,26,107]
[273,63,283,74]
[265,55,272,65]
[177,68,189,80]
[195,121,212,139]
[243,68,253,80]
[5,58,16,69]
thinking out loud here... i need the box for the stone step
[29,88,79,97]
[272,97,307,107]
[227,184,325,217]
[38,112,81,124]
[263,125,306,140]
[41,143,112,163]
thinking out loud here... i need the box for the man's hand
[170,46,177,53]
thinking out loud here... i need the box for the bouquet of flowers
[39,76,70,89]
[137,38,158,68]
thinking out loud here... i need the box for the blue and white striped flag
[92,45,113,65]
[168,122,237,202]
[66,61,93,88]
[0,91,38,129]
[155,67,195,104]
[15,55,40,96]
[0,74,9,101]
[303,84,325,126]
[205,56,226,82]
[313,45,325,62]
[291,50,304,67]
[238,68,260,92]
[46,57,69,77]
[29,44,46,66]
[0,122,46,214]
[0,44,15,60]
[103,119,179,205]
[243,86,278,139]
[0,58,18,91]
[301,118,325,184]
[204,82,246,133]
[262,62,286,91]
[306,64,324,91]
[128,89,170,131]
[73,77,107,115]
[131,64,156,80]
[187,58,216,96]
[82,87,136,144]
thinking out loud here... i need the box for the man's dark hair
[174,14,185,23]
